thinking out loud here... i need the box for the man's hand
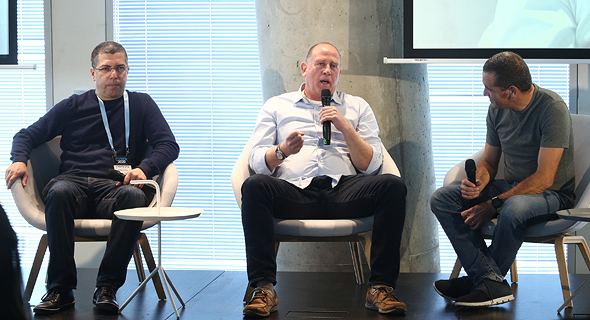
[5,162,28,189]
[461,178,482,201]
[319,106,349,132]
[280,131,305,157]
[121,168,147,188]
[461,200,497,230]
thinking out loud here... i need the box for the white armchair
[10,136,178,302]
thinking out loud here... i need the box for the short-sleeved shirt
[486,84,575,198]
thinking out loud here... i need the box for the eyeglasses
[94,65,129,75]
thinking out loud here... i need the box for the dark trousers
[42,175,147,290]
[241,174,407,289]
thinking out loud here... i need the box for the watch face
[492,197,502,209]
[275,146,285,160]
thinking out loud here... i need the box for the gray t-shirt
[486,84,575,198]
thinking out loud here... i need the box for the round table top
[115,207,202,221]
[556,208,590,222]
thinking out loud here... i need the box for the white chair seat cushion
[273,216,374,237]
[480,218,580,238]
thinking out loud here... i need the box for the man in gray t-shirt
[430,52,575,308]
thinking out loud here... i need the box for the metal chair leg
[24,234,48,302]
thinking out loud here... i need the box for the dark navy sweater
[11,90,179,178]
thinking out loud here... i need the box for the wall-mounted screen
[404,0,590,59]
[0,0,17,64]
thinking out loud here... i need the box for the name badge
[114,157,132,175]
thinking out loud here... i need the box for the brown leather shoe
[243,287,279,318]
[365,285,406,314]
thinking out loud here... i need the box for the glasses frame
[94,65,129,75]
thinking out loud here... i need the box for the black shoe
[93,286,119,314]
[454,278,514,307]
[33,288,75,314]
[433,276,473,300]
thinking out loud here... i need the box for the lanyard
[97,90,130,158]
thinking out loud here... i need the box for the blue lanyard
[97,91,130,158]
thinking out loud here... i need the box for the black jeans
[42,175,147,290]
[241,174,406,289]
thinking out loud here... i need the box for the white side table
[115,180,202,318]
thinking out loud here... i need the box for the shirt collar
[294,83,344,106]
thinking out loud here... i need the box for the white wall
[45,0,111,109]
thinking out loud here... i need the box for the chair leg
[137,233,166,300]
[133,242,146,282]
[358,233,371,271]
[573,237,590,271]
[450,257,462,279]
[555,236,573,307]
[556,235,590,308]
[349,241,365,284]
[24,234,48,302]
[510,259,518,283]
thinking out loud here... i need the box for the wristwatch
[491,196,503,213]
[275,145,286,160]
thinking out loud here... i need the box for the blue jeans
[430,180,573,285]
[42,174,148,290]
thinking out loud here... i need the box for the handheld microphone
[465,159,478,206]
[106,169,156,194]
[321,89,332,145]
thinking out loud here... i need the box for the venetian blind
[113,0,262,270]
[0,0,47,267]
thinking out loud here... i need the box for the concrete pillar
[255,0,439,273]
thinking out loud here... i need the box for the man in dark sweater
[5,41,179,315]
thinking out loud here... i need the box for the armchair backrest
[230,137,401,210]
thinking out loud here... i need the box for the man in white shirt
[241,42,407,318]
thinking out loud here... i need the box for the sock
[256,281,274,293]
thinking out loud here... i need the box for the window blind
[113,0,262,270]
[0,0,47,267]
[428,63,570,274]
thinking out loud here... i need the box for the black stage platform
[25,269,590,320]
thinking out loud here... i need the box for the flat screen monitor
[0,0,17,64]
[404,0,590,60]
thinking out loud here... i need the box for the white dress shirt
[248,84,383,189]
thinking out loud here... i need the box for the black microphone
[321,89,332,145]
[465,159,478,206]
[106,169,156,194]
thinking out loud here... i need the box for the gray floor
[24,268,590,320]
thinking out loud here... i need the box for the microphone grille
[465,159,476,171]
